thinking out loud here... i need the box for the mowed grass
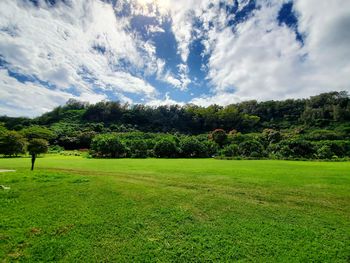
[1,156,349,262]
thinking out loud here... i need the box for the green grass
[1,156,349,262]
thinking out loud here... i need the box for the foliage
[153,139,178,158]
[316,145,334,159]
[210,129,227,147]
[2,91,349,135]
[0,130,27,156]
[0,91,350,160]
[125,139,148,158]
[20,126,55,141]
[262,128,282,144]
[238,140,264,157]
[28,138,49,155]
[304,129,344,141]
[179,137,208,158]
[91,134,126,158]
[48,145,65,153]
[272,139,315,159]
[221,144,239,157]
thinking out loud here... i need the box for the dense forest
[1,91,350,160]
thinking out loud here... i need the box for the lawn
[1,156,349,262]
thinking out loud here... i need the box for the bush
[210,129,227,147]
[263,129,282,144]
[274,139,315,158]
[153,139,178,158]
[179,137,208,158]
[202,140,219,157]
[221,144,239,157]
[305,130,344,141]
[238,140,264,157]
[127,140,148,158]
[48,145,64,153]
[314,140,350,158]
[316,145,333,159]
[91,134,126,158]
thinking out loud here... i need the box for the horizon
[1,0,350,117]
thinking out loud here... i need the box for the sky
[0,0,349,117]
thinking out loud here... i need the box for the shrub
[305,130,344,141]
[221,144,239,157]
[127,140,148,158]
[202,140,219,157]
[91,134,126,158]
[316,145,333,159]
[77,131,96,148]
[209,129,227,147]
[274,139,315,158]
[179,137,208,158]
[314,140,350,158]
[48,145,64,153]
[263,129,282,144]
[153,139,178,158]
[238,140,264,157]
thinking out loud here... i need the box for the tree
[28,138,48,170]
[0,131,27,156]
[21,126,55,141]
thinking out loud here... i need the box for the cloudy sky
[0,0,349,117]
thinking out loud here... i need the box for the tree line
[0,91,350,160]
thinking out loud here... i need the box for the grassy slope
[1,156,349,262]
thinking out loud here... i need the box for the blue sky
[0,0,349,116]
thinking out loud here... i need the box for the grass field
[1,156,350,262]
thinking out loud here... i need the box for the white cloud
[100,71,156,95]
[163,72,182,89]
[146,92,184,107]
[0,69,106,117]
[0,0,156,102]
[147,25,165,34]
[1,0,349,116]
[203,0,350,103]
[190,92,243,107]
